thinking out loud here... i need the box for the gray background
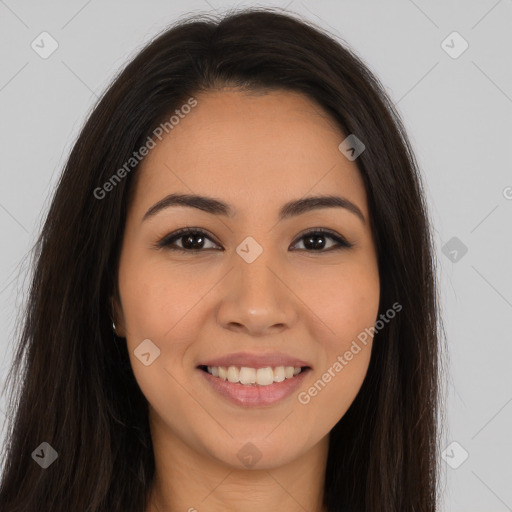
[1,1,511,510]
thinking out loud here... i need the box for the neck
[146,412,329,512]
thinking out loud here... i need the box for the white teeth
[239,367,256,384]
[204,365,304,385]
[256,367,274,386]
[227,366,239,383]
[284,366,294,379]
[273,366,285,383]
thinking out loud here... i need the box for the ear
[110,294,126,338]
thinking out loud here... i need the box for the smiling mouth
[198,365,311,386]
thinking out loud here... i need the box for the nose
[215,246,298,337]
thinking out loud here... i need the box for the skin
[113,88,380,512]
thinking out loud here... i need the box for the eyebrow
[142,193,365,224]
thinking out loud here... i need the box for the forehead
[132,89,368,221]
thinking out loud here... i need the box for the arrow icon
[134,339,161,366]
[441,441,469,469]
[237,442,262,467]
[442,237,467,263]
[440,31,469,59]
[31,32,59,59]
[236,237,263,263]
[32,442,58,468]
[338,134,365,161]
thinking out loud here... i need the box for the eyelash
[155,227,353,253]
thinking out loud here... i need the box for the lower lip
[198,368,310,407]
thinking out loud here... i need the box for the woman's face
[115,88,380,469]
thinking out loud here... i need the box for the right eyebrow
[142,193,365,225]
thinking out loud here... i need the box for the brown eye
[156,227,353,254]
[290,229,353,252]
[157,228,221,252]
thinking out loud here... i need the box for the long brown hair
[0,7,443,511]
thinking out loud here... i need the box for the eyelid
[289,227,352,250]
[156,227,353,252]
[156,227,221,250]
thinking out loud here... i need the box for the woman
[0,7,442,511]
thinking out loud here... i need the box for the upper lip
[198,351,312,369]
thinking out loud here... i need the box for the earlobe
[110,295,126,338]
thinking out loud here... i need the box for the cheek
[298,260,379,421]
[117,254,201,390]
[303,255,380,346]
[118,254,206,341]
[118,260,205,422]
[298,346,372,435]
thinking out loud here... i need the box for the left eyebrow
[142,193,365,224]
[279,195,365,224]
